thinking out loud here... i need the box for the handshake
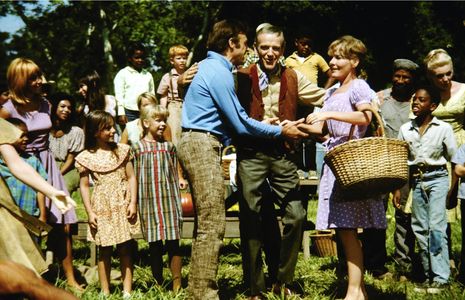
[263,116,322,140]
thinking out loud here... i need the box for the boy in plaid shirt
[0,118,47,221]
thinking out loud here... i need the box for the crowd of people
[0,18,465,300]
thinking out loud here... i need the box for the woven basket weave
[324,107,409,196]
[221,145,236,180]
[310,230,337,257]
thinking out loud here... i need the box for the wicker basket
[324,107,409,197]
[221,145,236,180]
[310,230,337,257]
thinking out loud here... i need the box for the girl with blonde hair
[298,36,383,300]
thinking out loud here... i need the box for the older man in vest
[235,24,325,299]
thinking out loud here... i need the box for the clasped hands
[262,117,307,140]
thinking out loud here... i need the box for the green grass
[57,192,465,299]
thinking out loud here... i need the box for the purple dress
[3,99,77,224]
[316,79,386,230]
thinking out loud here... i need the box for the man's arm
[295,70,326,107]
[114,70,127,124]
[0,260,79,300]
[209,73,307,140]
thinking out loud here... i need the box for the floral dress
[316,79,387,230]
[75,144,140,246]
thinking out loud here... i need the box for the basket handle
[347,106,385,140]
[222,145,236,156]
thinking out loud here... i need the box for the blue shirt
[398,117,457,166]
[181,51,282,144]
[0,152,47,216]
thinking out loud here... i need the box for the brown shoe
[249,295,265,300]
[272,283,294,297]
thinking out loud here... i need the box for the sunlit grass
[54,192,465,299]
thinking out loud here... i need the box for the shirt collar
[127,66,147,74]
[409,116,440,130]
[207,51,233,71]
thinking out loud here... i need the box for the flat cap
[393,59,419,72]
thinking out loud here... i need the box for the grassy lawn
[57,191,465,299]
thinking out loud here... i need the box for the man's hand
[281,119,309,140]
[178,62,199,86]
[262,117,279,125]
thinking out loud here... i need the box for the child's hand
[127,203,137,221]
[88,212,98,230]
[392,189,401,209]
[179,178,188,190]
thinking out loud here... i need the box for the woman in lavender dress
[0,58,82,290]
[299,36,386,300]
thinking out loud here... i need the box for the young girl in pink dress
[298,36,386,300]
[75,110,139,298]
[0,58,81,290]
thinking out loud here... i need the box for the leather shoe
[272,283,294,297]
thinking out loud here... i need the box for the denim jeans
[411,169,450,283]
[315,142,325,179]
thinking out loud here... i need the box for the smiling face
[229,33,248,67]
[428,63,453,92]
[14,123,29,153]
[328,49,358,82]
[143,116,166,141]
[411,89,437,117]
[78,83,88,99]
[95,120,116,144]
[55,100,72,121]
[27,72,43,96]
[256,32,284,72]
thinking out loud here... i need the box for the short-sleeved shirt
[0,153,47,216]
[452,145,465,199]
[378,88,412,139]
[49,126,84,162]
[398,117,457,166]
[157,68,183,103]
[285,52,330,85]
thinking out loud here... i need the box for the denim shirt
[398,117,457,166]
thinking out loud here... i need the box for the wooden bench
[73,178,318,266]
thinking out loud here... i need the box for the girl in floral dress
[75,110,139,298]
[298,36,385,300]
[132,104,187,291]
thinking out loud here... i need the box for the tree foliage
[1,1,464,94]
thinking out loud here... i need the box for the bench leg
[302,231,310,259]
[90,242,97,267]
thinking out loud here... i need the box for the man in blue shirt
[177,19,308,300]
